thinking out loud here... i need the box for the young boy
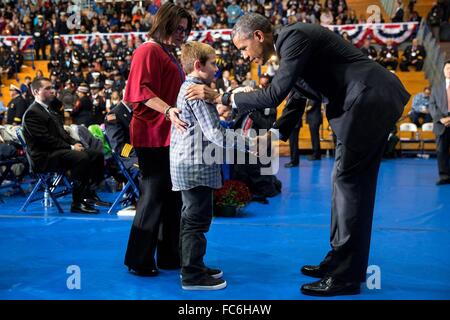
[170,42,250,290]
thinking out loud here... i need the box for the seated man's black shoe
[301,265,327,278]
[71,201,99,214]
[436,177,450,185]
[127,266,159,277]
[84,195,112,207]
[301,276,360,297]
[284,162,299,168]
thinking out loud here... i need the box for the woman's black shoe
[128,267,159,277]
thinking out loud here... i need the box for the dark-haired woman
[123,3,192,276]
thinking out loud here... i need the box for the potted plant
[213,180,252,217]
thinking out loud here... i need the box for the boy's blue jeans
[180,186,214,282]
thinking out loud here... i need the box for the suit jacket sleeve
[24,109,73,150]
[428,85,446,125]
[234,28,313,115]
[273,91,307,141]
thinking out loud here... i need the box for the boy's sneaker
[206,268,223,279]
[180,268,223,279]
[182,276,227,291]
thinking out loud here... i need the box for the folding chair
[420,122,436,156]
[399,122,421,156]
[102,130,139,214]
[15,127,72,213]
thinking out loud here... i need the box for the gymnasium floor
[0,157,449,300]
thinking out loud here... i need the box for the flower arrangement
[214,180,252,207]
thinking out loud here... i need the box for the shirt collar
[35,99,50,111]
[446,79,450,89]
[186,75,206,85]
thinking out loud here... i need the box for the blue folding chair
[102,130,139,214]
[16,127,72,213]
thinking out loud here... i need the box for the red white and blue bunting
[325,22,419,47]
[0,23,418,52]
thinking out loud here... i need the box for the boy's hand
[169,108,188,132]
[186,84,220,104]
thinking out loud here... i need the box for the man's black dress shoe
[128,266,159,277]
[71,202,99,214]
[301,265,327,278]
[436,178,450,185]
[301,276,360,296]
[284,162,299,168]
[84,195,112,207]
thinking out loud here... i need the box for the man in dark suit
[185,14,410,296]
[22,77,109,214]
[429,60,450,185]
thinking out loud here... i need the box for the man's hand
[73,143,84,151]
[185,84,220,104]
[440,117,450,127]
[168,107,188,132]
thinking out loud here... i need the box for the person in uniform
[71,84,94,126]
[379,39,399,71]
[6,84,29,125]
[360,39,378,61]
[399,38,426,72]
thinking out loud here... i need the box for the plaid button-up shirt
[170,76,248,191]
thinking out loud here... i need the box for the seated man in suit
[22,77,110,214]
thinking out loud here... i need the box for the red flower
[214,180,252,207]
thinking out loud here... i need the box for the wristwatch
[221,92,231,106]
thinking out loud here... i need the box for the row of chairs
[399,122,436,156]
[13,127,139,214]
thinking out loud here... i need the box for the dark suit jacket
[429,80,449,136]
[234,23,410,151]
[22,101,78,172]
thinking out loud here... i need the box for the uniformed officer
[360,39,378,61]
[104,100,137,170]
[90,83,106,125]
[379,39,399,71]
[400,38,427,72]
[71,84,95,126]
[6,84,28,125]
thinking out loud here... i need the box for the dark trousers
[180,186,213,282]
[288,125,301,164]
[124,147,181,270]
[319,138,388,283]
[437,127,450,179]
[409,111,432,127]
[309,122,321,157]
[45,148,104,202]
[381,60,398,70]
[400,59,424,71]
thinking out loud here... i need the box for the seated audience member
[105,98,137,170]
[22,77,110,214]
[409,86,432,126]
[242,72,257,89]
[379,39,399,71]
[400,38,426,72]
[360,39,378,61]
[6,84,28,125]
